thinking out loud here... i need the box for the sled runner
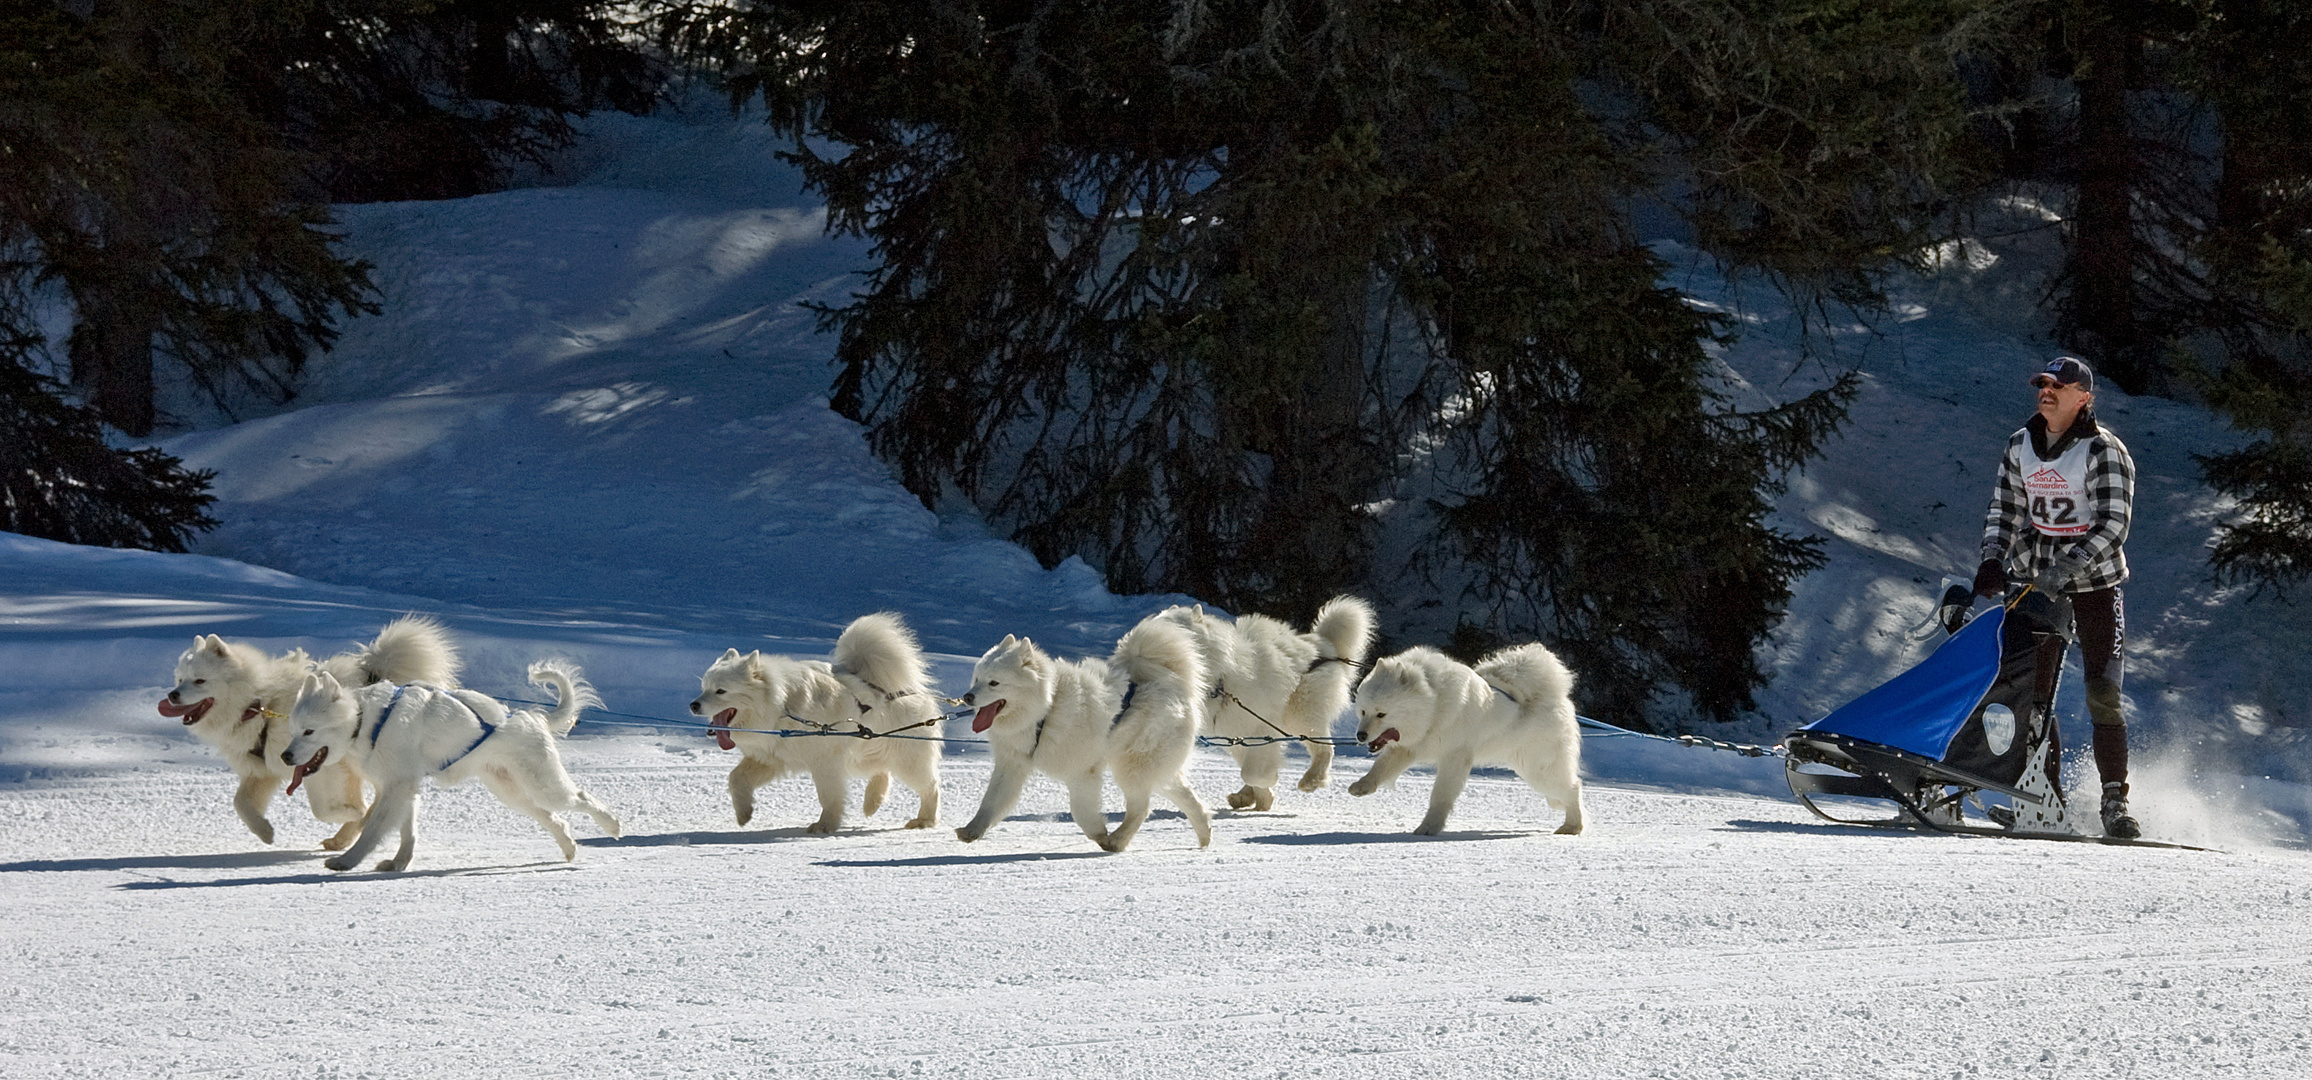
[1783,588,2201,850]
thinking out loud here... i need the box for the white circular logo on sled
[1981,703,2016,755]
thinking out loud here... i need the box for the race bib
[2022,439,2093,537]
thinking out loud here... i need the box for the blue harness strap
[1113,682,1139,727]
[366,683,496,770]
[365,685,409,747]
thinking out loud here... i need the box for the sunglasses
[2030,375,2079,390]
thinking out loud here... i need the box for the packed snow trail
[3,742,2308,1079]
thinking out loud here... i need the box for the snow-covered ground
[5,103,2312,1077]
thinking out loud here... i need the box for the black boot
[2100,781,2141,839]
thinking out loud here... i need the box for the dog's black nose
[280,749,295,766]
[689,701,701,715]
[962,692,974,706]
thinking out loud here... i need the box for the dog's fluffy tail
[1309,595,1376,666]
[526,659,603,736]
[1475,643,1577,728]
[833,612,930,700]
[1113,619,1207,706]
[358,615,463,688]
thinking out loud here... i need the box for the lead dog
[689,613,942,833]
[955,620,1211,851]
[1146,596,1374,811]
[1348,643,1585,835]
[158,616,461,848]
[281,661,621,872]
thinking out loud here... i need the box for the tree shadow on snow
[583,824,901,848]
[113,861,578,890]
[0,849,324,874]
[1717,818,1916,838]
[1239,829,1529,845]
[814,850,1114,868]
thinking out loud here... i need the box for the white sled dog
[1348,643,1586,836]
[1147,596,1374,811]
[281,661,621,872]
[158,616,461,849]
[688,613,942,833]
[955,621,1212,851]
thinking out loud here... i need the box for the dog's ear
[202,634,230,658]
[302,672,344,705]
[744,653,769,683]
[997,633,1017,648]
[720,647,742,662]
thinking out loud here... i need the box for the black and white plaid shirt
[1981,411,2134,593]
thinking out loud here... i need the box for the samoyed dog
[158,616,461,849]
[1348,643,1585,836]
[1147,596,1374,811]
[688,613,942,833]
[281,661,621,872]
[955,620,1212,851]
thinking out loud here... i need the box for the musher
[1973,355,2141,839]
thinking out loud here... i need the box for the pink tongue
[971,701,1006,733]
[710,708,736,751]
[158,697,212,724]
[1371,728,1400,751]
[286,749,324,796]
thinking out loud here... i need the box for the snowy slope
[5,103,2312,1078]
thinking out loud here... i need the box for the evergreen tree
[0,342,217,552]
[2182,0,2312,593]
[0,0,659,438]
[1971,1,2312,591]
[672,0,2005,723]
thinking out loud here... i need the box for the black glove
[2031,551,2089,596]
[1936,582,1974,635]
[1972,558,2007,598]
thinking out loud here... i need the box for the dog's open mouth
[1367,727,1400,753]
[285,747,327,796]
[710,708,737,751]
[971,700,1007,733]
[158,696,215,725]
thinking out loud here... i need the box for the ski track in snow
[3,741,2309,1079]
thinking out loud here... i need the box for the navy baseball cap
[2030,356,2094,392]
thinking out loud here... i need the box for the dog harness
[832,662,927,717]
[1028,681,1140,757]
[367,683,497,770]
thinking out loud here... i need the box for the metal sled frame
[1785,730,2050,832]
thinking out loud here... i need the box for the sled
[1783,588,2202,850]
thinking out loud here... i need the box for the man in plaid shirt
[1973,355,2140,838]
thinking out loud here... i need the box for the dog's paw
[375,859,406,872]
[319,835,350,852]
[954,827,981,843]
[1297,774,1328,793]
[904,816,936,829]
[1348,778,1377,797]
[1413,821,1446,837]
[1226,788,1258,810]
[1250,789,1275,812]
[1097,837,1125,853]
[732,805,754,826]
[1554,822,1584,835]
[805,819,840,835]
[323,857,355,872]
[249,820,276,845]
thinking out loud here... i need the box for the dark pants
[2071,587,2128,786]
